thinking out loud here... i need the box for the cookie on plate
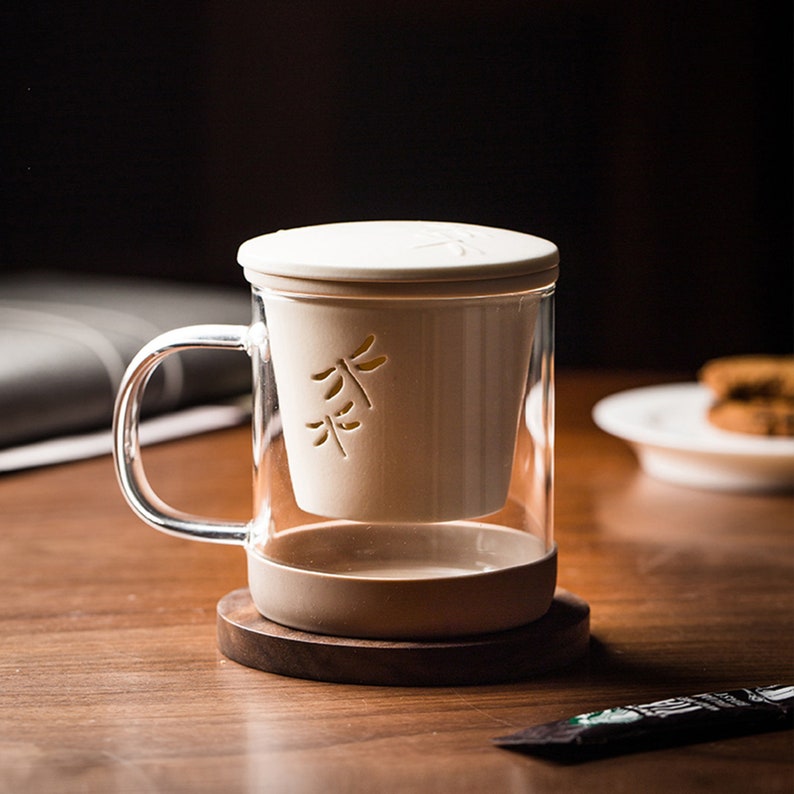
[698,355,794,436]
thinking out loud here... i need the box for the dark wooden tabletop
[1,371,792,793]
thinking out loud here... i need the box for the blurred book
[0,271,252,469]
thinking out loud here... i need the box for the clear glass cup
[114,221,558,639]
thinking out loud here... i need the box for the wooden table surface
[1,371,792,793]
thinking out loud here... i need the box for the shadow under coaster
[217,588,590,686]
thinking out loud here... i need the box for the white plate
[592,383,794,492]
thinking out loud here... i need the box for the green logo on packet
[570,707,643,727]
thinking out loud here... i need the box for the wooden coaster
[217,587,589,686]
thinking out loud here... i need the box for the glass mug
[113,221,559,639]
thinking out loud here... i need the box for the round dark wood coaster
[217,587,590,686]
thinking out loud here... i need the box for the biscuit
[698,355,794,401]
[707,398,794,436]
[698,355,794,437]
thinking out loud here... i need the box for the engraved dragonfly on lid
[410,222,493,257]
[306,334,387,457]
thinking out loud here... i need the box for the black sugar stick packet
[493,685,793,763]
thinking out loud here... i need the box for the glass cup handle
[113,323,255,545]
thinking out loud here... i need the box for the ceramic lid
[237,220,558,284]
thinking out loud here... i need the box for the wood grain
[0,371,792,793]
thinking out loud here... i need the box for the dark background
[3,1,792,371]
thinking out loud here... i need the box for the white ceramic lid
[237,220,558,284]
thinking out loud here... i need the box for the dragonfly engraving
[409,222,492,257]
[306,401,360,458]
[310,334,387,409]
